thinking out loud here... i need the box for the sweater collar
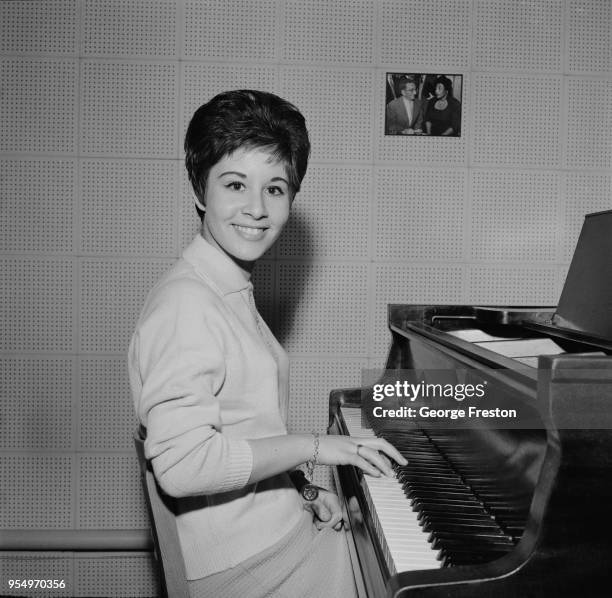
[182,234,252,295]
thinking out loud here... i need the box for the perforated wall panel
[567,0,611,74]
[278,165,372,259]
[471,74,561,167]
[283,0,375,65]
[83,0,178,58]
[79,358,137,450]
[1,58,77,153]
[279,66,375,162]
[0,358,74,450]
[563,172,612,260]
[183,0,277,61]
[470,170,561,261]
[376,130,468,167]
[80,61,178,157]
[75,554,158,597]
[1,159,76,253]
[79,259,171,353]
[565,78,612,171]
[278,263,369,354]
[77,455,148,528]
[81,160,179,256]
[0,556,73,597]
[381,0,471,69]
[0,0,78,55]
[473,0,563,71]
[467,265,563,305]
[0,258,74,352]
[374,167,467,260]
[1,455,73,528]
[288,358,367,435]
[372,264,465,360]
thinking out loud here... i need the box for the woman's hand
[315,435,407,478]
[303,488,344,531]
[247,433,407,486]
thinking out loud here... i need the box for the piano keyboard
[340,406,442,574]
[340,405,519,571]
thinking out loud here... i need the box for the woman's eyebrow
[218,171,289,184]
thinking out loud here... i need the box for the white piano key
[341,406,442,573]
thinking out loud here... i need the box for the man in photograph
[385,77,425,135]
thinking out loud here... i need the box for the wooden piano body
[329,304,612,597]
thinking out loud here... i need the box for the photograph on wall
[385,73,463,136]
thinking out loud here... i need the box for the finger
[376,451,392,470]
[362,438,407,466]
[356,445,394,477]
[316,510,343,530]
[313,502,332,523]
[327,511,343,529]
[353,453,383,477]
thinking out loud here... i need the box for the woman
[424,76,461,136]
[128,90,406,597]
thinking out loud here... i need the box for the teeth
[234,225,265,239]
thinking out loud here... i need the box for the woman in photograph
[128,89,406,598]
[424,76,462,136]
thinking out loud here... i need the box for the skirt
[187,508,359,598]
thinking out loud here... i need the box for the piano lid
[472,211,612,349]
[552,209,612,340]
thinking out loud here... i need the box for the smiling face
[201,147,292,277]
[435,82,447,99]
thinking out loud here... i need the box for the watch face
[301,483,319,501]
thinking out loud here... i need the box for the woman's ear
[192,191,206,213]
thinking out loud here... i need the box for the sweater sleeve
[130,278,253,498]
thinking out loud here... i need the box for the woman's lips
[233,224,267,240]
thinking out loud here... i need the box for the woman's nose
[242,191,267,218]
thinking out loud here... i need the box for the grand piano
[329,210,612,597]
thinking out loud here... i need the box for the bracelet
[301,432,320,501]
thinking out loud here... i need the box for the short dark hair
[436,76,454,98]
[399,77,416,91]
[184,90,310,209]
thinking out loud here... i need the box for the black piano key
[412,502,489,515]
[434,538,515,555]
[426,531,509,548]
[420,512,497,524]
[411,494,483,508]
[421,521,507,535]
[366,415,533,570]
[399,473,467,485]
[405,492,476,501]
[400,480,470,491]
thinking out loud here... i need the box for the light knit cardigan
[128,235,303,579]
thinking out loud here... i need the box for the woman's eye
[267,186,285,196]
[226,181,244,191]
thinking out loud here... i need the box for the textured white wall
[1,1,610,595]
